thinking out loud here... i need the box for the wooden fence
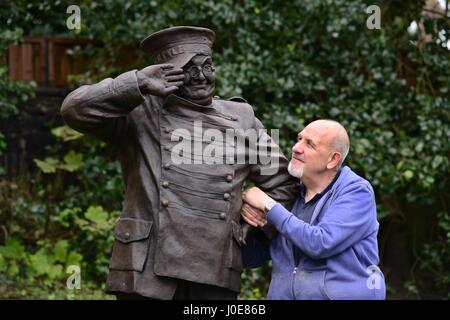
[8,37,95,87]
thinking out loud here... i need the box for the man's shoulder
[337,166,375,194]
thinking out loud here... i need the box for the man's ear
[327,152,341,170]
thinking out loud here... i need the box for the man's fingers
[241,208,259,227]
[247,205,267,226]
[242,215,259,227]
[165,68,184,76]
[166,74,185,82]
[244,204,264,218]
[242,205,266,227]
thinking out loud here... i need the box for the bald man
[241,119,386,300]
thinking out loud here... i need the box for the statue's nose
[197,70,206,81]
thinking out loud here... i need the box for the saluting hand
[137,64,185,97]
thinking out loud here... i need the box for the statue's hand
[137,64,185,97]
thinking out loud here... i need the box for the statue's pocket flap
[114,218,153,243]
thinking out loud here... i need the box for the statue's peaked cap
[140,26,216,68]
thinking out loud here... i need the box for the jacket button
[231,116,238,121]
[219,212,226,220]
[178,136,183,142]
[226,175,233,182]
[162,181,169,188]
[124,232,130,239]
[163,163,170,170]
[163,145,170,151]
[162,199,169,207]
[164,127,171,133]
[223,193,230,200]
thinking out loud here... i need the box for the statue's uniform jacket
[60,70,297,299]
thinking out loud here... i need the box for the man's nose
[292,142,303,154]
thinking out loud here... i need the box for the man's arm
[265,182,377,259]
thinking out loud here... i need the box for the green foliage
[0,123,121,298]
[0,28,36,174]
[1,0,449,299]
[239,264,271,300]
[34,151,84,173]
[419,211,450,298]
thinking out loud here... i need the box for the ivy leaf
[62,151,84,172]
[0,239,25,259]
[34,158,59,174]
[54,240,68,263]
[403,170,414,180]
[0,253,6,272]
[29,251,52,276]
[48,265,63,280]
[51,125,84,141]
[66,252,83,266]
[432,156,443,169]
[85,206,110,230]
[7,264,19,277]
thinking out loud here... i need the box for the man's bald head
[306,119,350,168]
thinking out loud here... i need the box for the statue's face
[179,55,215,104]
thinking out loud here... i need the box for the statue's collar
[164,94,213,110]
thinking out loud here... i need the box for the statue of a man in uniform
[61,26,297,300]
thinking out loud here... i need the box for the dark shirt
[292,169,341,264]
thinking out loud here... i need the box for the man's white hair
[313,119,350,168]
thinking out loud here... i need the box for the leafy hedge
[1,0,449,298]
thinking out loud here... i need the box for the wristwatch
[264,199,277,215]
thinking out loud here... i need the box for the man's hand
[242,187,273,212]
[241,203,267,227]
[137,64,185,97]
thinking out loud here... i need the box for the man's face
[179,55,215,103]
[288,123,333,180]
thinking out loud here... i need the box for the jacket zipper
[291,266,298,299]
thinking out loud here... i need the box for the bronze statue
[61,26,297,299]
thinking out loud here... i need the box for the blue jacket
[243,166,386,300]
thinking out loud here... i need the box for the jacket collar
[309,166,352,224]
[164,94,214,111]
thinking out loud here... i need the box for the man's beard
[288,161,303,179]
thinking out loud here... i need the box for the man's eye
[203,65,213,72]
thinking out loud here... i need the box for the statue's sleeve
[247,117,298,209]
[242,117,298,242]
[60,70,145,144]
